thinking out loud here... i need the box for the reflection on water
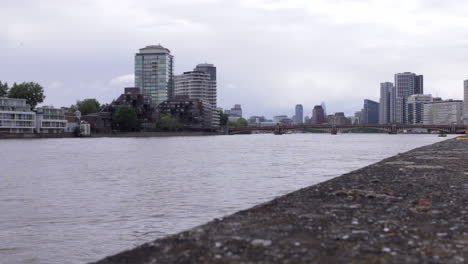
[0,134,452,264]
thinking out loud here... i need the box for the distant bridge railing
[228,124,468,135]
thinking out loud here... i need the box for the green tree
[228,117,249,127]
[7,82,45,109]
[237,117,248,127]
[157,114,181,131]
[220,111,229,126]
[113,105,138,132]
[0,81,8,97]
[76,98,101,115]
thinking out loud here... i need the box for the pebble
[251,239,272,247]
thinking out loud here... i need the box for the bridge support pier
[388,125,398,134]
[331,127,337,135]
[274,126,283,135]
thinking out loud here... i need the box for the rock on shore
[93,138,468,264]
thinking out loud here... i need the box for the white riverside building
[423,100,464,125]
[0,97,36,133]
[35,106,67,133]
[406,94,432,124]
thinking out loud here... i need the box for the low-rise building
[157,95,215,129]
[35,106,67,133]
[64,110,82,133]
[423,100,464,125]
[81,112,112,133]
[273,115,289,123]
[328,112,351,125]
[0,97,36,133]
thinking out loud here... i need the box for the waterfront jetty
[93,137,468,263]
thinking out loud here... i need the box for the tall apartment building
[174,64,218,127]
[423,100,464,125]
[394,72,424,124]
[379,82,395,124]
[464,80,468,125]
[0,97,36,133]
[406,94,432,124]
[175,70,216,109]
[361,99,380,124]
[294,104,303,124]
[311,105,325,124]
[135,45,174,106]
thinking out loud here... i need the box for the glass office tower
[135,45,174,106]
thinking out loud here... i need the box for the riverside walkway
[93,137,468,264]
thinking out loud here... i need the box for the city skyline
[1,0,468,118]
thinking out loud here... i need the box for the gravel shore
[93,137,468,264]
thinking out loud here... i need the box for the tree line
[0,81,45,109]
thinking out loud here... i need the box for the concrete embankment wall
[93,137,468,264]
[0,131,221,139]
[0,133,74,139]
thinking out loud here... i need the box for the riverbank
[93,137,468,264]
[0,131,222,139]
[89,131,222,138]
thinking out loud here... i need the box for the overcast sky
[1,0,468,118]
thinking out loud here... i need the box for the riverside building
[135,45,174,106]
[0,97,36,133]
[423,100,464,125]
[35,106,67,133]
[157,95,215,129]
[405,94,432,124]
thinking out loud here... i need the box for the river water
[0,134,452,264]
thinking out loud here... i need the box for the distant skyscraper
[464,80,468,125]
[135,45,174,106]
[379,82,395,124]
[361,99,379,124]
[294,104,303,124]
[406,94,432,124]
[311,105,325,124]
[394,72,424,124]
[321,102,327,116]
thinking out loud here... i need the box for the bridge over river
[228,124,468,135]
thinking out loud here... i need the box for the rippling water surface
[0,134,453,264]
